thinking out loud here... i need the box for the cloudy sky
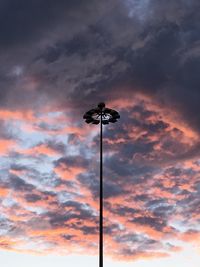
[0,0,200,266]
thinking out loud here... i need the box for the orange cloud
[0,187,9,197]
[0,139,16,155]
[54,163,86,181]
[18,144,61,156]
[0,109,35,122]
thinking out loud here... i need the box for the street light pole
[83,102,120,267]
[99,107,103,267]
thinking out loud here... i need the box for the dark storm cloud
[115,233,160,251]
[10,163,29,172]
[0,0,119,109]
[70,1,200,132]
[42,140,67,154]
[79,225,98,235]
[131,216,167,231]
[46,211,74,227]
[38,23,112,63]
[109,205,140,217]
[114,233,166,259]
[55,155,89,169]
[35,121,62,133]
[9,175,35,192]
[102,108,200,167]
[150,203,175,218]
[78,170,126,200]
[103,181,123,199]
[126,23,181,89]
[24,193,42,203]
[77,173,98,198]
[104,152,156,189]
[105,156,134,177]
[0,0,199,134]
[178,191,200,221]
[0,0,99,47]
[0,216,14,233]
[44,200,97,233]
[126,19,200,131]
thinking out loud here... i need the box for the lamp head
[98,102,105,110]
[83,103,120,125]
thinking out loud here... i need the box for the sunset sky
[0,0,200,266]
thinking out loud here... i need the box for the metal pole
[83,103,120,267]
[99,110,103,267]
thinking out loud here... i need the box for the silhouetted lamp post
[83,102,120,267]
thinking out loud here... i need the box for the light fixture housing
[83,102,120,125]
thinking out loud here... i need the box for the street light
[83,102,120,267]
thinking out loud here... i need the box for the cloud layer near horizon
[0,0,200,261]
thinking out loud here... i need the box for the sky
[0,0,200,266]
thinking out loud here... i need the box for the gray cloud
[0,0,199,135]
[9,175,35,192]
